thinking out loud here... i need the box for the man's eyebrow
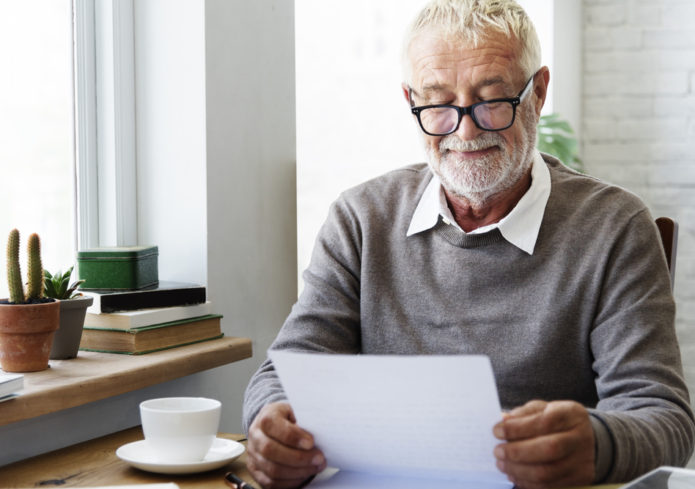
[413,84,448,98]
[476,76,509,90]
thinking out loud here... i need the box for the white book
[83,301,213,330]
[0,371,24,398]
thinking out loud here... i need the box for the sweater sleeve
[242,196,363,432]
[589,208,694,482]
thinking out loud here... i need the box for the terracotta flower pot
[0,300,60,372]
[50,295,94,360]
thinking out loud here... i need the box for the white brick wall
[582,0,695,465]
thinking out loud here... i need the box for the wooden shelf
[0,336,252,426]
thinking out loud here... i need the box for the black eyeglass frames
[409,73,536,136]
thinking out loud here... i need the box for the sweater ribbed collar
[406,150,551,255]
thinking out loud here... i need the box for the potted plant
[0,229,60,372]
[44,266,93,359]
[536,113,583,173]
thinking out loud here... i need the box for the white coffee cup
[140,397,221,462]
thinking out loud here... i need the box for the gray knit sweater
[243,155,694,483]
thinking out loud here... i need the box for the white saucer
[116,437,245,475]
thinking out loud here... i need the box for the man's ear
[534,67,550,116]
[401,83,412,105]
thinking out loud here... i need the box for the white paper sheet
[268,351,512,487]
[309,469,513,489]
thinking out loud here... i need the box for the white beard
[425,108,537,207]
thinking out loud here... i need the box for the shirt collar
[406,150,551,255]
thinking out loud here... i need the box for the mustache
[439,133,505,152]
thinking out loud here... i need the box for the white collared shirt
[406,150,551,255]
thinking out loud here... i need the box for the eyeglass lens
[419,101,515,135]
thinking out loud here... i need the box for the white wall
[0,371,217,466]
[204,0,297,432]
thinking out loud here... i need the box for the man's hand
[493,400,595,489]
[247,402,327,489]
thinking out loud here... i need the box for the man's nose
[454,112,484,141]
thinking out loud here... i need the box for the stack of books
[0,372,23,402]
[79,282,223,355]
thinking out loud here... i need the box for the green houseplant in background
[44,265,93,359]
[536,113,583,173]
[0,229,60,372]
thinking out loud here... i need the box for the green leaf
[57,276,69,298]
[65,279,86,298]
[43,265,83,299]
[44,280,58,298]
[536,113,583,173]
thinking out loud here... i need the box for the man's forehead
[408,31,522,91]
[413,65,519,99]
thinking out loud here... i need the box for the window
[0,1,75,297]
[295,0,427,288]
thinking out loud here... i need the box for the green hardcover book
[79,314,223,355]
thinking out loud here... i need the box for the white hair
[402,0,541,84]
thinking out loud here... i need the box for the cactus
[26,233,44,300]
[5,230,46,304]
[6,229,24,303]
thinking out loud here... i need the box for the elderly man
[242,1,695,488]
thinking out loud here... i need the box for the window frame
[73,0,138,250]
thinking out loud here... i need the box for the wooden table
[0,337,252,426]
[1,426,623,489]
[1,426,251,488]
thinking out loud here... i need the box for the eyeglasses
[409,74,535,136]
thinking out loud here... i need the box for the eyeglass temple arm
[518,73,536,100]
